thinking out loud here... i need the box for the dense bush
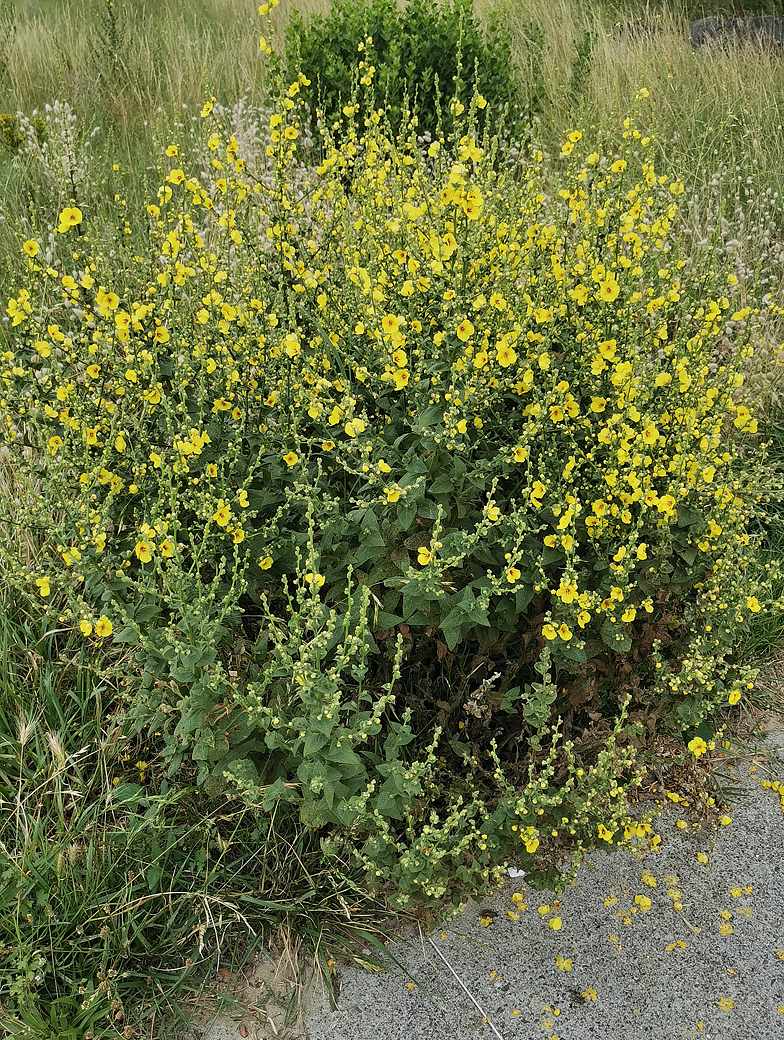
[2,64,780,907]
[279,0,525,147]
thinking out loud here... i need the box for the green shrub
[2,71,780,908]
[280,0,526,147]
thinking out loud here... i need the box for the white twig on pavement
[426,936,505,1040]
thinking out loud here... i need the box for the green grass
[0,592,405,1036]
[0,460,403,1035]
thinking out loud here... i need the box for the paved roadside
[191,711,784,1040]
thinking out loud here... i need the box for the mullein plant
[2,45,781,906]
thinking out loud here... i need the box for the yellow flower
[392,369,410,390]
[282,451,298,467]
[233,527,245,544]
[598,824,614,842]
[598,278,620,302]
[160,538,175,558]
[557,580,578,604]
[456,318,474,341]
[386,486,401,503]
[557,623,573,641]
[94,616,113,638]
[23,239,39,257]
[304,572,325,586]
[642,423,659,445]
[417,547,432,566]
[35,576,50,597]
[555,955,572,971]
[611,159,627,173]
[259,556,273,570]
[213,503,231,527]
[154,326,170,343]
[728,689,741,706]
[718,815,732,826]
[496,344,517,367]
[48,435,63,455]
[57,206,83,232]
[634,894,651,912]
[79,619,93,636]
[135,540,154,563]
[507,567,521,583]
[746,596,761,613]
[688,737,707,757]
[549,916,562,930]
[542,623,557,639]
[717,998,734,1012]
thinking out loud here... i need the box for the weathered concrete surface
[183,710,784,1040]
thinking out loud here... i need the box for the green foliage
[281,0,525,145]
[0,588,399,1030]
[2,68,779,917]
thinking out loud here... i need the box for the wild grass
[0,585,403,1036]
[0,437,402,1035]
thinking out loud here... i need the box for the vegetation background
[1,1,784,1037]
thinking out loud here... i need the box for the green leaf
[542,546,564,566]
[440,607,467,651]
[396,500,417,530]
[374,786,405,820]
[360,508,386,545]
[499,685,521,712]
[556,642,587,664]
[303,729,331,757]
[428,474,453,495]
[260,776,301,811]
[600,617,632,653]
[113,626,140,644]
[417,497,440,520]
[324,738,365,772]
[677,504,702,526]
[373,609,404,630]
[411,403,444,432]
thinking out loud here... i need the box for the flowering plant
[2,66,779,903]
